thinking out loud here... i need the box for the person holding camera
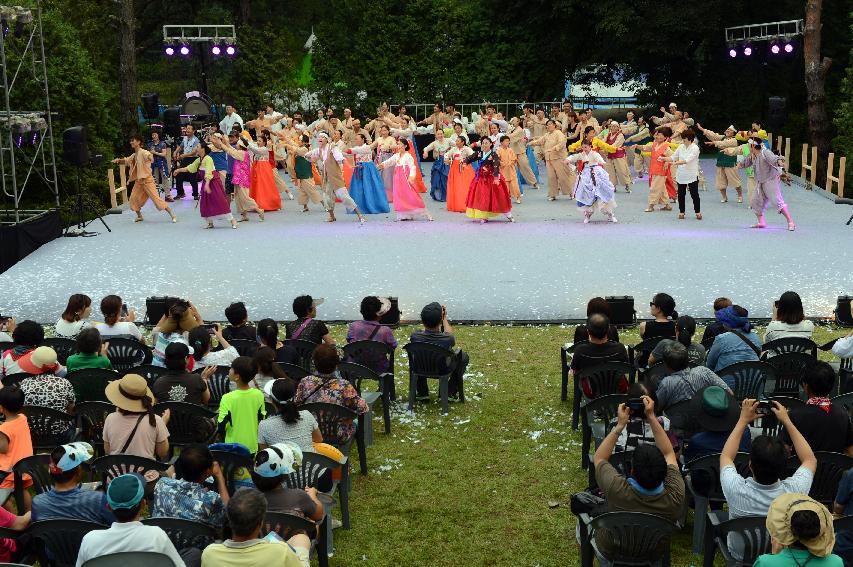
[410,302,469,401]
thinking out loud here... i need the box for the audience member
[682,385,750,463]
[0,386,32,510]
[700,297,733,346]
[346,296,398,373]
[251,443,324,521]
[295,345,368,442]
[152,342,212,404]
[103,374,170,466]
[54,293,92,338]
[223,302,256,342]
[257,318,299,365]
[94,295,143,342]
[591,395,685,558]
[705,305,761,373]
[0,317,13,343]
[639,293,677,340]
[19,346,75,437]
[781,362,853,455]
[765,291,815,344]
[75,474,192,567]
[648,315,705,367]
[217,356,266,453]
[258,379,321,452]
[1,319,44,376]
[252,346,287,391]
[200,488,310,567]
[190,325,239,368]
[32,442,114,524]
[409,302,469,400]
[66,327,112,372]
[572,297,620,344]
[154,299,202,335]
[720,399,816,561]
[607,383,674,452]
[285,295,334,345]
[570,313,629,397]
[757,493,842,566]
[653,343,732,410]
[152,444,228,528]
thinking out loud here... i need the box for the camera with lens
[756,397,774,416]
[627,397,645,415]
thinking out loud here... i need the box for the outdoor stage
[0,160,849,324]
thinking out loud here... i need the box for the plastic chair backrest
[106,338,152,372]
[403,342,457,378]
[833,392,853,419]
[685,452,751,502]
[589,511,677,563]
[210,450,254,496]
[760,396,806,437]
[263,511,317,540]
[663,399,700,439]
[90,455,169,486]
[41,337,78,365]
[1,372,32,389]
[284,451,340,490]
[787,452,853,504]
[717,361,777,401]
[761,337,818,359]
[153,401,217,446]
[278,363,310,382]
[764,352,817,396]
[343,340,395,375]
[284,339,318,371]
[76,401,115,452]
[642,361,668,389]
[66,368,120,402]
[714,515,772,564]
[302,401,357,448]
[194,365,231,403]
[22,405,77,451]
[141,517,218,551]
[576,362,633,400]
[13,454,55,495]
[228,339,259,357]
[30,519,109,567]
[337,361,382,394]
[133,364,168,388]
[82,551,176,567]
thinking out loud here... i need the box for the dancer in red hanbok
[463,137,514,223]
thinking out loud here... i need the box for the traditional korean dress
[380,152,430,220]
[422,138,452,202]
[374,135,396,202]
[248,143,283,211]
[185,155,233,223]
[348,144,390,214]
[464,148,513,220]
[445,146,475,213]
[568,150,617,222]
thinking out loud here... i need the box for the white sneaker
[583,212,591,224]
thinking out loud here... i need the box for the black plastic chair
[1,372,32,389]
[89,454,169,487]
[141,517,218,551]
[279,362,310,382]
[560,343,575,403]
[787,451,853,506]
[105,338,152,373]
[764,352,817,397]
[834,514,853,546]
[759,396,806,437]
[631,336,666,372]
[42,337,78,365]
[702,512,770,567]
[80,551,176,567]
[283,451,343,560]
[132,364,168,388]
[587,449,634,489]
[663,399,700,440]
[284,339,318,372]
[75,401,114,456]
[642,361,669,391]
[22,406,78,452]
[264,511,329,567]
[833,392,853,419]
[761,337,818,359]
[13,453,55,512]
[573,361,633,430]
[343,340,397,400]
[193,365,231,406]
[579,394,627,470]
[577,511,677,567]
[403,342,462,415]
[338,361,392,435]
[227,338,258,357]
[717,361,777,401]
[210,449,254,496]
[0,341,13,353]
[66,368,120,402]
[153,401,217,456]
[30,518,109,567]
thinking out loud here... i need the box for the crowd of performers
[114,100,795,231]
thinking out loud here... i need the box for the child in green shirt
[65,328,113,373]
[217,356,265,452]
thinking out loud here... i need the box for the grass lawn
[326,323,850,567]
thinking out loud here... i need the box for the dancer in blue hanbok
[421,130,452,202]
[346,136,391,214]
[567,138,618,224]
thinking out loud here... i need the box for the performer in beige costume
[113,134,177,224]
[697,124,743,203]
[525,109,548,166]
[528,119,574,200]
[508,117,539,189]
[304,132,366,223]
[280,134,324,212]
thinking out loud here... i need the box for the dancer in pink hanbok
[377,139,433,221]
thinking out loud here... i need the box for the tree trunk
[241,0,250,25]
[118,0,138,139]
[803,0,832,186]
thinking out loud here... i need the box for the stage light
[729,48,737,58]
[211,44,221,56]
[784,42,794,53]
[226,45,236,56]
[770,43,780,54]
[179,44,190,56]
[743,45,752,56]
[165,45,175,56]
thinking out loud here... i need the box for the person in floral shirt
[294,345,368,443]
[151,444,229,528]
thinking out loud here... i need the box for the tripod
[64,165,110,237]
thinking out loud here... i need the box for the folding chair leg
[339,463,351,529]
[356,419,368,475]
[318,514,330,566]
[408,372,417,411]
[561,348,569,402]
[572,373,581,430]
[693,496,709,555]
[458,374,465,403]
[381,380,392,434]
[439,377,449,415]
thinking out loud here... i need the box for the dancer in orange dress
[444,136,475,213]
[496,135,522,204]
[636,126,675,212]
[248,132,283,212]
[112,134,177,224]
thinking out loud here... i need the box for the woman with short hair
[55,294,92,338]
[765,291,814,343]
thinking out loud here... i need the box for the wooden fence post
[826,152,847,197]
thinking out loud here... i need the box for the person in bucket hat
[251,443,324,523]
[754,492,841,565]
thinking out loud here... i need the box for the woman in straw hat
[755,492,842,565]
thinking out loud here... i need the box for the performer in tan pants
[305,132,366,223]
[528,120,574,200]
[603,128,632,193]
[508,117,538,189]
[526,109,548,165]
[697,124,742,203]
[282,134,325,212]
[113,134,177,224]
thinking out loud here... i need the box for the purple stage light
[729,48,737,58]
[784,42,794,53]
[771,44,780,54]
[211,44,221,55]
[165,46,175,56]
[225,45,236,56]
[179,44,190,56]
[743,46,752,56]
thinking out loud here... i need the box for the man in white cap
[33,442,114,524]
[697,123,743,203]
[303,131,366,223]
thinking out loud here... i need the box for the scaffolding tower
[0,0,59,226]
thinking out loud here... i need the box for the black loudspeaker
[605,296,636,326]
[141,93,160,120]
[379,297,401,328]
[836,296,853,327]
[145,296,185,325]
[62,126,89,166]
[768,97,787,131]
[163,107,182,139]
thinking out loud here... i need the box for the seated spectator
[833,331,853,393]
[201,487,310,567]
[639,293,677,340]
[572,297,620,344]
[66,327,112,373]
[190,324,239,368]
[54,293,92,338]
[295,345,368,443]
[765,291,815,344]
[251,443,323,521]
[76,474,191,567]
[284,295,334,345]
[152,444,228,528]
[257,319,299,365]
[253,346,288,391]
[781,362,853,455]
[0,316,12,344]
[0,386,33,510]
[682,385,750,463]
[700,297,733,346]
[653,343,732,410]
[591,395,684,558]
[648,315,706,367]
[259,378,321,452]
[834,469,853,563]
[720,399,817,561]
[103,374,170,468]
[607,383,674,452]
[218,356,266,453]
[346,296,398,373]
[152,342,211,405]
[758,493,842,566]
[19,346,75,437]
[409,302,469,400]
[94,295,143,342]
[570,313,629,397]
[154,299,202,335]
[32,442,114,524]
[705,305,761,373]
[223,301,256,342]
[1,319,44,377]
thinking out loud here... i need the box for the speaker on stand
[767,97,787,132]
[63,126,111,237]
[162,107,183,195]
[141,93,160,120]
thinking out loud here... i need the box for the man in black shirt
[222,302,257,343]
[284,295,334,345]
[410,302,469,399]
[152,342,211,405]
[571,314,628,397]
[782,361,853,456]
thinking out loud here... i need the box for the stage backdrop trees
[804,0,832,186]
[119,0,139,139]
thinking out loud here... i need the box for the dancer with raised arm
[113,134,177,224]
[567,137,617,224]
[421,128,452,202]
[636,126,675,213]
[697,123,743,203]
[528,120,573,201]
[444,136,475,213]
[305,132,366,224]
[347,133,391,214]
[171,144,237,229]
[739,137,796,231]
[247,132,283,212]
[377,138,433,221]
[210,133,265,222]
[464,137,513,223]
[280,134,324,213]
[372,125,397,203]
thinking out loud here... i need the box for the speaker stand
[64,166,111,237]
